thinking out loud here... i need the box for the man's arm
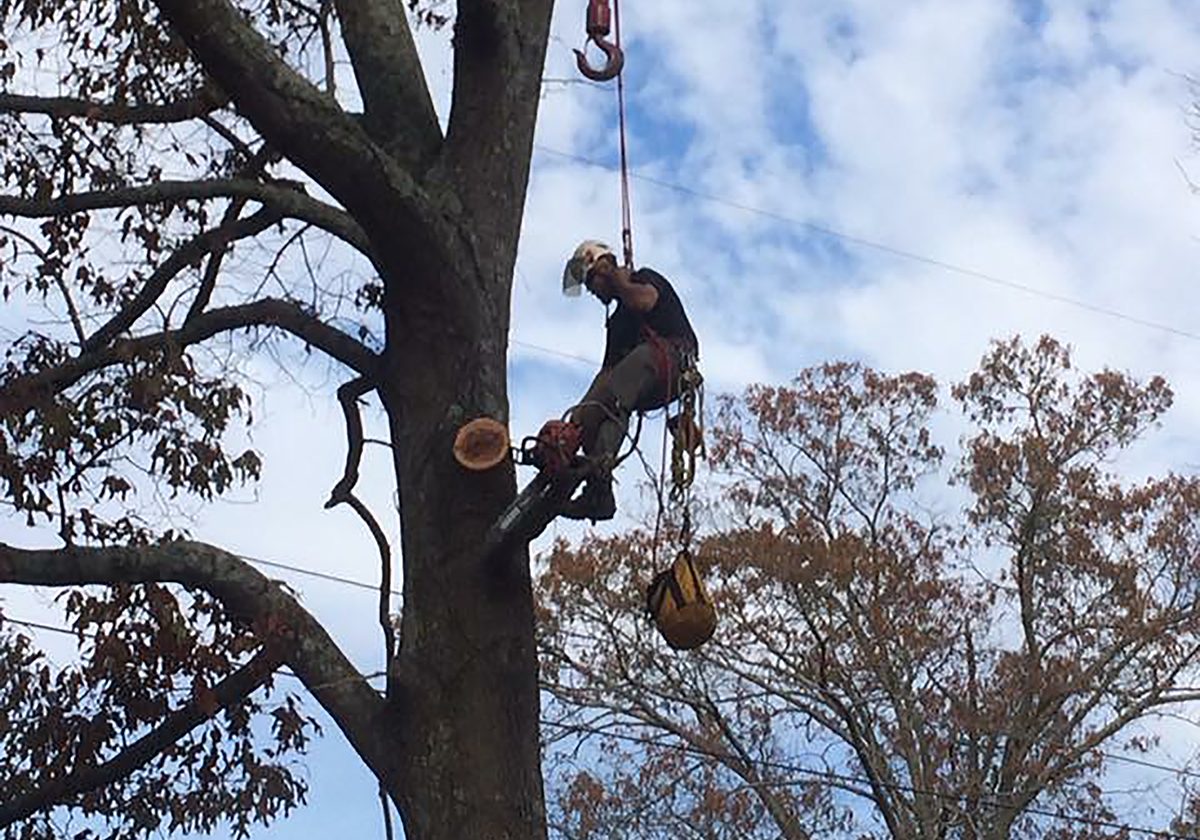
[612,267,659,313]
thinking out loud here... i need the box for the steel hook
[574,36,625,82]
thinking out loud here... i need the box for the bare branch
[83,204,283,352]
[200,116,263,167]
[186,197,253,322]
[325,377,397,692]
[0,541,401,793]
[326,376,375,505]
[0,647,284,828]
[697,696,813,840]
[2,298,380,418]
[0,179,373,256]
[319,4,336,97]
[0,87,229,125]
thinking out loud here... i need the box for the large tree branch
[2,298,380,417]
[150,0,451,255]
[0,180,373,256]
[332,0,441,166]
[82,204,283,353]
[443,0,552,225]
[0,86,228,125]
[0,646,283,828]
[0,541,402,795]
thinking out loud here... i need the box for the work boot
[560,478,616,522]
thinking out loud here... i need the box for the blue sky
[6,0,1200,836]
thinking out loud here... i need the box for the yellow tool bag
[645,550,717,650]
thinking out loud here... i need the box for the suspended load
[645,550,717,650]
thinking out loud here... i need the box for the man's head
[563,240,615,299]
[583,252,619,303]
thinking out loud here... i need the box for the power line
[8,604,1200,835]
[5,616,76,638]
[534,145,1200,345]
[4,605,1187,840]
[510,338,598,367]
[541,720,1197,840]
[10,546,1200,806]
[8,606,1200,786]
[236,553,401,598]
[1104,750,1200,781]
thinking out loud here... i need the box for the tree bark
[365,2,555,835]
[1,0,559,832]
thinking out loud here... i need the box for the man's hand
[612,267,659,312]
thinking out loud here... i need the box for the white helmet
[562,239,614,296]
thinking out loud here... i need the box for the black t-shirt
[602,268,699,368]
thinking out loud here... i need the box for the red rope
[613,0,634,269]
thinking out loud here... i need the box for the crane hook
[574,37,625,82]
[574,0,625,82]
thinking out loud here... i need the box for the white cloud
[7,0,1200,831]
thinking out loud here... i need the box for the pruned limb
[324,377,397,692]
[326,376,375,504]
[332,0,441,165]
[0,179,372,257]
[0,541,401,795]
[0,646,284,828]
[2,297,381,418]
[0,86,229,125]
[84,204,283,352]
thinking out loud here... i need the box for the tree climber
[559,240,700,522]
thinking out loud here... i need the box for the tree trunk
[367,2,555,829]
[0,0,557,834]
[379,251,545,839]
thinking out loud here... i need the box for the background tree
[538,336,1200,839]
[0,1,555,838]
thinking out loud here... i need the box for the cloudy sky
[6,0,1200,836]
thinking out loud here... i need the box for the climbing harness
[669,362,705,493]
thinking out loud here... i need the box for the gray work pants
[571,341,683,471]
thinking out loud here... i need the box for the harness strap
[639,324,697,402]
